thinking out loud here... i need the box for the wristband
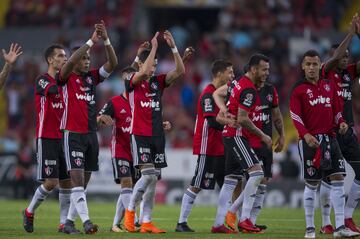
[86,39,94,47]
[171,47,178,54]
[104,38,111,46]
[134,56,140,63]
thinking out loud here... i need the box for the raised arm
[0,43,22,90]
[131,41,150,71]
[323,14,358,73]
[164,30,185,86]
[96,20,118,78]
[59,30,100,81]
[131,32,159,86]
[182,47,195,64]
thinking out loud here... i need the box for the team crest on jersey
[74,158,82,166]
[266,94,273,102]
[141,154,149,163]
[203,179,210,188]
[343,74,350,82]
[86,77,93,84]
[126,117,131,123]
[307,167,315,176]
[324,84,330,92]
[120,165,128,175]
[44,166,53,176]
[151,82,158,90]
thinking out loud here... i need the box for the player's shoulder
[290,78,307,93]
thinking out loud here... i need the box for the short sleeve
[238,88,257,111]
[156,74,167,90]
[35,76,56,96]
[99,100,115,117]
[90,68,102,85]
[201,93,217,117]
[125,73,136,92]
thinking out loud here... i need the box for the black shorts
[254,147,273,178]
[36,138,69,181]
[190,155,225,190]
[223,136,260,177]
[63,131,99,172]
[131,135,167,169]
[298,136,346,181]
[337,127,360,170]
[111,158,139,184]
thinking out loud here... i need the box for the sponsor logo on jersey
[151,82,158,90]
[204,98,213,112]
[343,74,351,82]
[121,127,131,133]
[309,95,331,106]
[44,159,57,166]
[140,100,160,110]
[76,93,95,103]
[85,77,93,84]
[71,151,84,158]
[139,147,151,154]
[51,102,63,109]
[337,89,352,100]
[252,112,270,123]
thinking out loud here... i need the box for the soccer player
[97,66,137,233]
[319,15,360,234]
[59,21,118,234]
[211,54,271,234]
[0,43,22,90]
[22,44,77,233]
[289,50,359,238]
[175,59,235,233]
[123,30,185,233]
[214,66,285,232]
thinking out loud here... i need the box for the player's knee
[329,174,344,181]
[59,178,72,189]
[43,179,59,190]
[121,177,133,188]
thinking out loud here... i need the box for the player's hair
[44,44,65,65]
[70,46,81,55]
[331,43,340,50]
[121,66,136,76]
[301,50,320,63]
[211,59,233,76]
[138,49,157,63]
[245,53,269,71]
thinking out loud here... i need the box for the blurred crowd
[1,0,360,186]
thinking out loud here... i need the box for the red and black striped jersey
[35,73,63,139]
[99,95,132,161]
[125,73,167,137]
[59,69,103,133]
[193,84,224,156]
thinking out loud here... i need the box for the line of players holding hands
[0,17,359,238]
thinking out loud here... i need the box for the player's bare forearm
[60,44,90,81]
[237,109,264,138]
[165,52,185,86]
[103,44,118,73]
[213,85,228,113]
[272,107,285,137]
[131,61,139,71]
[0,62,11,90]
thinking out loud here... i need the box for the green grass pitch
[0,200,359,238]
